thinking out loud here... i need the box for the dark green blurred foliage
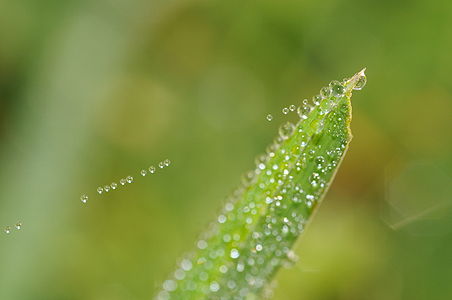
[0,0,451,299]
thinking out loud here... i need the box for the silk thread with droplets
[80,159,171,204]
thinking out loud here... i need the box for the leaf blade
[158,69,366,300]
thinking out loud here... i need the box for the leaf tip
[345,68,367,95]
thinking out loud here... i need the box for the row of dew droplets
[157,69,366,299]
[4,222,22,235]
[80,159,171,204]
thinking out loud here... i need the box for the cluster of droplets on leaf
[3,222,22,235]
[267,70,367,124]
[157,70,366,300]
[80,159,171,204]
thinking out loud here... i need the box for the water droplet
[159,161,165,169]
[353,73,367,90]
[266,114,273,121]
[297,104,311,120]
[4,226,11,234]
[163,280,177,292]
[126,176,133,183]
[149,166,156,174]
[197,240,207,249]
[225,203,234,211]
[282,107,289,115]
[174,269,185,280]
[330,80,345,97]
[315,156,325,166]
[230,249,240,259]
[279,122,295,139]
[164,159,171,167]
[181,259,192,271]
[104,185,111,192]
[210,281,220,292]
[80,194,88,203]
[289,104,296,111]
[97,187,103,194]
[111,182,118,190]
[120,178,127,185]
[256,244,263,251]
[15,222,22,230]
[312,95,322,106]
[223,234,232,242]
[140,169,147,176]
[310,172,320,187]
[320,86,332,99]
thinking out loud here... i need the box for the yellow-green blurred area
[0,0,451,299]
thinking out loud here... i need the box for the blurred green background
[0,0,451,299]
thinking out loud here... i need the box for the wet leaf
[157,69,367,299]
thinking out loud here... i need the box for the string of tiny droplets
[3,221,22,234]
[80,159,171,204]
[5,159,172,233]
[156,72,367,299]
[265,74,367,122]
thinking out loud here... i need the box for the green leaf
[157,69,367,300]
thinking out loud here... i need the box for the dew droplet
[320,86,332,99]
[149,166,156,174]
[218,215,227,223]
[15,222,22,230]
[163,280,177,292]
[309,172,320,187]
[126,176,133,183]
[289,104,296,111]
[181,259,192,271]
[174,269,185,280]
[80,194,88,203]
[97,187,103,194]
[140,169,147,176]
[111,182,118,190]
[230,248,240,259]
[210,281,220,292]
[312,95,322,106]
[164,159,171,167]
[120,178,127,185]
[282,107,289,115]
[159,161,165,169]
[104,185,111,192]
[330,80,345,97]
[266,114,273,121]
[315,156,325,165]
[297,104,311,120]
[279,122,295,139]
[197,240,208,249]
[353,73,367,90]
[4,226,11,234]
